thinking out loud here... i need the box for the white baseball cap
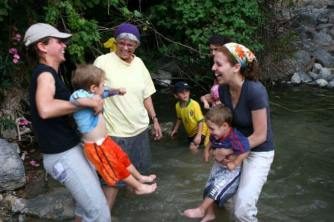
[24,23,72,46]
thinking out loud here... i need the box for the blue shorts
[204,162,241,207]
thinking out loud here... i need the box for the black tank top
[29,64,80,154]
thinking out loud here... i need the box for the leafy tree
[148,0,264,59]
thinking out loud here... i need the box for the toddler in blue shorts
[183,104,250,221]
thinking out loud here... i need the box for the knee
[233,201,257,222]
[233,204,247,222]
[87,205,111,222]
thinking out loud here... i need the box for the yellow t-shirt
[175,99,209,138]
[94,52,156,137]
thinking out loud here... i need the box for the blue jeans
[43,144,111,222]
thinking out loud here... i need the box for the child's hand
[118,87,126,95]
[189,142,199,154]
[203,149,210,162]
[200,96,210,109]
[193,136,201,147]
[170,130,177,139]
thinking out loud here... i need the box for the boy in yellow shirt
[170,81,209,153]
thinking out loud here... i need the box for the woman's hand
[218,153,237,165]
[213,149,226,162]
[152,118,162,140]
[92,95,104,114]
[226,161,237,171]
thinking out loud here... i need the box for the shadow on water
[23,86,334,221]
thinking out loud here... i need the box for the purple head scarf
[114,23,140,43]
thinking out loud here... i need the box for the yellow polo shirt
[94,52,156,137]
[175,99,209,138]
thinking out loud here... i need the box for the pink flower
[9,48,17,54]
[19,118,30,126]
[13,34,21,42]
[13,58,19,64]
[13,54,20,59]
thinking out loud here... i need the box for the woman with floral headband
[210,43,275,221]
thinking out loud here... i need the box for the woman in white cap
[24,23,111,222]
[94,22,162,208]
[211,43,275,222]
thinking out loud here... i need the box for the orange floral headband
[224,43,256,68]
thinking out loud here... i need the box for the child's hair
[205,104,232,127]
[208,34,231,46]
[71,64,105,91]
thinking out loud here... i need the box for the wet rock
[313,48,334,67]
[24,187,74,220]
[0,139,26,191]
[316,78,328,87]
[291,72,302,84]
[300,71,313,83]
[327,79,334,88]
[319,67,332,80]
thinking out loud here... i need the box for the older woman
[212,43,275,222]
[24,23,111,221]
[94,22,162,208]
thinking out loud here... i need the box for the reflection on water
[112,86,334,222]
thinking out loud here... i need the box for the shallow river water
[111,86,334,222]
[23,86,334,222]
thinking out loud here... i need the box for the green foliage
[149,0,264,57]
[0,0,10,22]
[45,1,100,63]
[0,54,14,90]
[0,116,16,131]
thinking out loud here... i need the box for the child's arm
[170,119,181,138]
[103,87,126,98]
[203,141,212,162]
[200,93,212,109]
[110,87,126,95]
[190,120,204,152]
[71,95,104,114]
[226,151,250,171]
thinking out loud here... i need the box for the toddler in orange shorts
[70,64,157,194]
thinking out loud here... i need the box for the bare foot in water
[183,208,205,219]
[139,174,157,183]
[135,182,157,195]
[200,213,215,222]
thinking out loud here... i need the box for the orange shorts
[84,136,131,186]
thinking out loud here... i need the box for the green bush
[149,0,264,59]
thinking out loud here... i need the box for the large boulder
[0,139,26,191]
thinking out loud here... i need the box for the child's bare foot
[182,208,205,219]
[139,174,156,183]
[135,183,157,195]
[200,213,215,222]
